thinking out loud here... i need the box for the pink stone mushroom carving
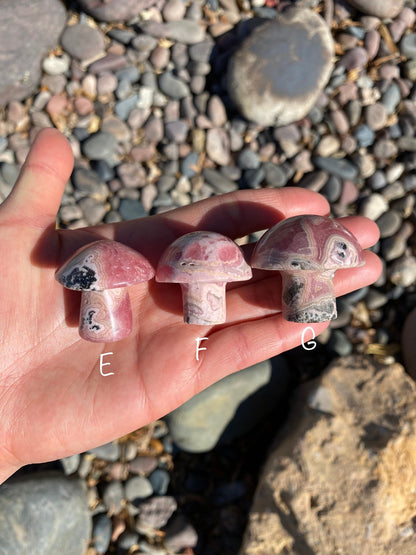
[251,215,365,323]
[156,231,252,325]
[55,240,154,342]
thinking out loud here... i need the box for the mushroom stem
[79,288,133,342]
[180,282,226,325]
[281,271,337,323]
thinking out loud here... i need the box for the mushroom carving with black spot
[251,215,365,323]
[55,240,154,342]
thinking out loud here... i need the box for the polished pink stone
[79,288,132,343]
[251,215,365,323]
[55,240,155,342]
[156,231,252,325]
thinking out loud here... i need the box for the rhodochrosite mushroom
[251,215,365,323]
[156,231,252,325]
[55,240,154,342]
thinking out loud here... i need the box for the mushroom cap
[252,215,365,272]
[55,240,155,291]
[156,231,252,284]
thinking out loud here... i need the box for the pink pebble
[46,94,68,118]
[74,96,94,116]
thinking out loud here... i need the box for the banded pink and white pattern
[252,215,365,323]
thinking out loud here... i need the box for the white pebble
[42,53,70,75]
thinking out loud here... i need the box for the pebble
[158,72,189,99]
[227,10,334,126]
[92,514,112,554]
[162,0,186,21]
[381,83,401,115]
[313,156,358,180]
[364,102,387,131]
[339,46,368,70]
[202,167,238,193]
[102,481,125,514]
[129,456,159,476]
[149,469,170,495]
[354,124,375,147]
[381,221,413,261]
[88,441,121,462]
[359,193,388,220]
[238,148,260,170]
[124,476,153,505]
[165,120,189,143]
[137,496,177,529]
[321,175,342,202]
[78,197,108,225]
[119,198,147,220]
[72,167,109,201]
[364,29,380,60]
[400,33,416,60]
[114,95,140,120]
[82,132,119,162]
[376,210,402,238]
[42,53,71,75]
[346,0,404,19]
[388,256,416,287]
[316,135,340,157]
[0,473,91,555]
[61,23,105,61]
[373,139,398,160]
[165,20,206,44]
[206,128,230,165]
[163,514,198,552]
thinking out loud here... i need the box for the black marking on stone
[283,280,304,306]
[62,265,97,290]
[86,310,100,331]
[336,242,348,259]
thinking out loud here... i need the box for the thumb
[0,128,74,229]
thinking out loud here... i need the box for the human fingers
[0,128,74,229]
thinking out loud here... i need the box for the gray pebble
[165,120,189,143]
[400,32,416,59]
[88,441,121,462]
[82,132,119,162]
[365,288,388,310]
[381,82,401,115]
[181,152,200,178]
[149,469,170,495]
[119,198,147,220]
[376,210,402,238]
[364,29,380,60]
[107,27,136,44]
[125,476,153,505]
[159,72,189,99]
[118,531,140,552]
[238,148,260,170]
[102,480,125,514]
[346,0,404,19]
[354,124,375,147]
[114,94,139,120]
[145,116,164,143]
[60,453,81,475]
[368,170,387,190]
[165,20,206,44]
[262,161,287,187]
[381,221,413,261]
[117,162,147,188]
[61,23,105,61]
[202,167,237,193]
[321,175,342,202]
[0,473,91,554]
[398,136,416,152]
[92,513,112,554]
[313,156,358,180]
[78,197,108,226]
[189,38,215,63]
[327,329,353,357]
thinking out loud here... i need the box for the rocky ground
[0,0,416,553]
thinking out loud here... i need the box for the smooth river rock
[227,8,334,127]
[0,472,92,555]
[0,0,67,104]
[166,357,289,452]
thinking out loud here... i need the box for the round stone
[81,132,118,162]
[227,8,334,126]
[364,102,387,131]
[346,0,404,19]
[61,24,105,61]
[400,33,416,60]
[77,0,152,22]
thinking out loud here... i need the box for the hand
[0,128,381,481]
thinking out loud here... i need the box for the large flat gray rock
[0,472,92,555]
[0,0,66,105]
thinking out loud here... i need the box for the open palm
[0,129,381,481]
